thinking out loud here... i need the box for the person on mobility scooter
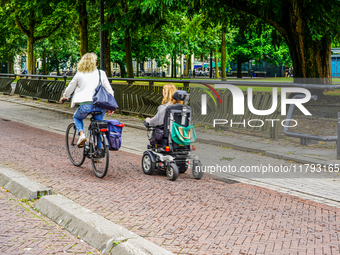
[142,89,204,181]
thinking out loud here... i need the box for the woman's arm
[101,70,114,96]
[62,72,79,99]
[148,105,167,126]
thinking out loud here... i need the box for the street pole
[180,44,182,80]
[100,1,105,71]
[210,52,212,79]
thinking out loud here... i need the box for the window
[148,59,152,69]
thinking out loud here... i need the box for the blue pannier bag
[105,120,124,150]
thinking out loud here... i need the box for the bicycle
[65,110,110,178]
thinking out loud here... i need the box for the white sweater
[63,69,114,108]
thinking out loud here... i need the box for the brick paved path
[0,188,99,254]
[1,119,340,254]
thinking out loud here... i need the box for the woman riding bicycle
[60,53,114,146]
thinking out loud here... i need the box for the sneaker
[76,134,86,146]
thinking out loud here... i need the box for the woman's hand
[108,110,114,116]
[60,97,68,103]
[145,117,150,123]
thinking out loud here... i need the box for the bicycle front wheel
[91,133,109,178]
[65,123,85,166]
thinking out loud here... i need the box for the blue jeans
[73,104,106,134]
[74,104,106,149]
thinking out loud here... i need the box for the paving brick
[0,189,98,254]
[2,120,340,254]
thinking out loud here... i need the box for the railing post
[183,82,189,91]
[149,81,154,91]
[337,112,340,159]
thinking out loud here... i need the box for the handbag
[171,122,197,146]
[93,70,119,111]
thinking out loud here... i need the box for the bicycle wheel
[65,123,85,166]
[91,132,109,178]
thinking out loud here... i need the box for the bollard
[338,112,340,159]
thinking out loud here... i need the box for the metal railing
[3,73,340,145]
[0,74,16,94]
[283,94,340,158]
[0,73,67,102]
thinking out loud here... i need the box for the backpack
[105,120,124,150]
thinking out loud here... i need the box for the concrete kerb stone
[0,165,54,200]
[0,164,173,254]
[35,195,174,255]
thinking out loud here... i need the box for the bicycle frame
[84,119,109,159]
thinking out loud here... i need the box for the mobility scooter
[142,90,204,181]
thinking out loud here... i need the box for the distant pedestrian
[193,69,196,78]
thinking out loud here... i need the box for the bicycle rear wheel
[65,123,85,166]
[91,133,109,178]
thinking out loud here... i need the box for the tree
[186,0,340,84]
[35,30,79,75]
[78,0,89,57]
[3,0,76,74]
[0,7,25,73]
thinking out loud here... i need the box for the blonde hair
[77,53,97,73]
[162,83,180,105]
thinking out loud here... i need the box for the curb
[0,164,173,255]
[0,165,54,199]
[35,195,173,255]
[0,96,337,166]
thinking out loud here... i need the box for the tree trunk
[215,55,219,78]
[174,54,177,77]
[124,33,134,78]
[237,57,242,78]
[104,31,111,77]
[27,35,34,74]
[42,48,47,75]
[33,55,36,74]
[171,55,174,78]
[277,15,331,97]
[187,54,192,77]
[136,60,139,77]
[117,61,126,78]
[221,0,332,87]
[8,60,13,74]
[209,52,212,78]
[221,27,227,81]
[78,0,88,57]
[185,54,189,76]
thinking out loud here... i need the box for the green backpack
[171,122,197,146]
